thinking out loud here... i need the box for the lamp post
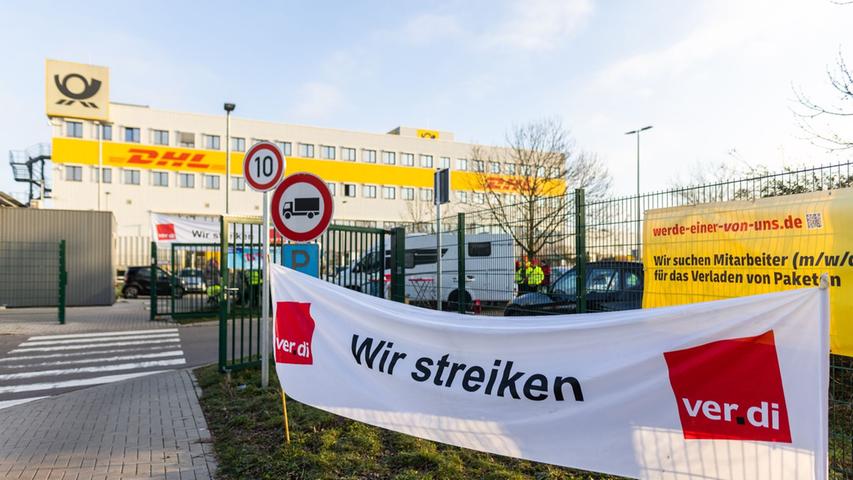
[624,125,652,260]
[95,121,102,210]
[224,102,236,214]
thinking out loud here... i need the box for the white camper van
[335,232,515,308]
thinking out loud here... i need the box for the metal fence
[0,240,66,323]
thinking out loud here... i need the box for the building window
[66,121,83,138]
[342,147,356,161]
[402,187,414,200]
[420,155,433,168]
[505,163,516,175]
[457,158,468,171]
[231,177,245,191]
[363,185,377,198]
[457,191,467,203]
[327,183,336,196]
[420,188,433,202]
[178,173,195,188]
[440,157,450,169]
[298,143,314,158]
[362,149,377,163]
[91,167,112,184]
[232,137,246,152]
[474,192,485,204]
[382,151,396,165]
[490,162,501,174]
[550,167,561,178]
[204,174,220,190]
[101,125,112,141]
[123,169,140,185]
[320,145,336,160]
[278,141,292,156]
[382,186,396,199]
[176,132,194,148]
[474,160,485,172]
[401,153,414,166]
[151,171,169,187]
[153,129,169,145]
[202,134,219,150]
[65,165,82,181]
[124,127,140,143]
[343,183,356,198]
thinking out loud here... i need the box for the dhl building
[44,60,531,266]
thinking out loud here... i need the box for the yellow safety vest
[514,267,525,284]
[528,266,544,286]
[250,270,261,285]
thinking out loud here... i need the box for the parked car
[122,266,185,299]
[179,268,207,293]
[503,261,643,316]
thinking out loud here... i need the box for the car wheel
[447,290,472,312]
[174,286,185,299]
[123,286,139,299]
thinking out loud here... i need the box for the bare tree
[794,49,853,150]
[468,118,611,259]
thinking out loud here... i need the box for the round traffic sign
[243,141,285,192]
[271,173,334,242]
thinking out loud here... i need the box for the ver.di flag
[271,264,829,480]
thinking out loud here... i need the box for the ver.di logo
[274,302,315,365]
[664,330,792,443]
[54,73,102,108]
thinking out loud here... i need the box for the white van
[335,232,515,308]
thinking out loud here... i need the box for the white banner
[150,212,220,244]
[271,264,829,480]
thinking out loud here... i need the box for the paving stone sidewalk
[0,369,216,480]
[0,300,172,337]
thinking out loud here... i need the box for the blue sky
[1,0,852,200]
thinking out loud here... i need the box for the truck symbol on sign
[283,197,321,219]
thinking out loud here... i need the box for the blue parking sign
[282,244,320,278]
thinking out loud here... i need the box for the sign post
[243,141,285,389]
[434,168,450,310]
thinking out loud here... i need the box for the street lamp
[224,102,236,214]
[624,125,652,260]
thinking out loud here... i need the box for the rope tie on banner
[819,272,830,290]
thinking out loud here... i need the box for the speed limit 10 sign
[243,141,286,192]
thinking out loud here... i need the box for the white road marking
[19,332,179,347]
[10,338,181,353]
[0,396,48,410]
[2,350,185,369]
[0,345,178,363]
[27,329,178,341]
[0,370,169,394]
[0,358,187,381]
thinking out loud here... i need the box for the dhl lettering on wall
[52,138,562,192]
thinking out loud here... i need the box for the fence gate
[218,218,390,372]
[149,242,220,320]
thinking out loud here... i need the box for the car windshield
[550,267,622,295]
[181,269,202,277]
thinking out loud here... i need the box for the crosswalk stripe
[10,338,181,353]
[0,396,48,410]
[0,358,187,381]
[0,345,179,363]
[19,332,179,347]
[27,329,179,341]
[2,350,185,369]
[0,370,169,394]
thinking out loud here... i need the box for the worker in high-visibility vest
[528,260,545,291]
[514,260,526,293]
[206,284,222,305]
[248,269,262,307]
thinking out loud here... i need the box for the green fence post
[58,240,66,325]
[150,241,157,321]
[574,189,587,313]
[390,227,406,303]
[219,216,228,372]
[457,213,466,313]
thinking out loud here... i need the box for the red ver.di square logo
[274,302,315,365]
[664,330,791,443]
[156,223,176,241]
